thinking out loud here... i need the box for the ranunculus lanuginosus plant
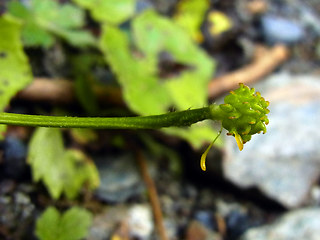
[0,83,269,170]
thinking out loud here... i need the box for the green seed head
[219,83,270,150]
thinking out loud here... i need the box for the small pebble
[261,15,305,44]
[128,204,153,239]
[194,210,215,230]
[1,136,27,180]
[241,208,320,240]
[94,154,145,203]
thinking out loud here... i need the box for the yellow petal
[235,132,243,151]
[200,141,214,171]
[200,129,222,171]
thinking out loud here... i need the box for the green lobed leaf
[100,24,170,114]
[21,22,54,48]
[100,10,218,148]
[36,207,60,240]
[63,149,100,199]
[101,10,215,113]
[28,127,65,198]
[28,128,100,199]
[8,0,96,48]
[0,14,33,138]
[0,14,33,110]
[133,10,214,110]
[36,206,92,240]
[174,0,209,42]
[56,30,97,48]
[72,0,136,25]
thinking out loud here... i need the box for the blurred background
[0,0,320,239]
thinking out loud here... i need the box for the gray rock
[0,188,35,238]
[215,199,265,240]
[278,0,320,36]
[240,208,320,240]
[261,15,305,44]
[128,204,154,239]
[94,154,146,203]
[223,73,320,208]
[298,4,320,35]
[89,204,154,240]
[88,205,129,240]
[194,210,215,230]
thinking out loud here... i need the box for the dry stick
[247,0,268,14]
[214,213,227,237]
[136,151,169,240]
[17,78,75,104]
[208,44,289,98]
[16,77,123,106]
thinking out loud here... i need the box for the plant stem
[0,105,222,129]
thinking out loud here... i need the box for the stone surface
[223,73,320,208]
[94,154,146,203]
[240,208,320,240]
[215,199,265,240]
[88,204,154,240]
[261,15,305,44]
[88,205,129,240]
[0,185,36,239]
[1,136,28,180]
[128,204,154,239]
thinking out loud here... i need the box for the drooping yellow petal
[200,128,222,171]
[200,140,214,171]
[234,132,243,151]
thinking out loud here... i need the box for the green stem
[0,105,222,129]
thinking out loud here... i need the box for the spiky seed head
[219,83,270,150]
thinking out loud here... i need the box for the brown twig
[247,0,268,15]
[214,213,227,237]
[136,151,169,240]
[16,78,75,104]
[16,77,123,106]
[208,44,289,98]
